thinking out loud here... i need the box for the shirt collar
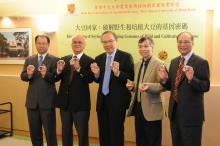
[72,52,83,59]
[181,50,193,64]
[38,53,47,60]
[106,49,117,59]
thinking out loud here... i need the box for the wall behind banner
[58,0,205,65]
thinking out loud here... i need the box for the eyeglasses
[177,41,192,45]
[36,42,48,46]
[101,40,115,45]
[72,41,84,45]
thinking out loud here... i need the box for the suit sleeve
[20,58,32,82]
[117,53,134,83]
[44,56,59,83]
[188,60,210,92]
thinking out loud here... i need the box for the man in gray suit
[21,35,58,146]
[158,32,210,146]
[127,37,166,146]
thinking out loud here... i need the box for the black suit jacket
[56,53,94,111]
[162,53,210,126]
[21,53,59,109]
[94,49,134,113]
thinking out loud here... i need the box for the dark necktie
[102,55,112,95]
[137,62,145,102]
[69,56,77,82]
[173,57,185,102]
[38,55,43,66]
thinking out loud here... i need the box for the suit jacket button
[67,92,68,94]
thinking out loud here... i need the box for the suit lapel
[33,55,39,75]
[176,54,195,84]
[142,56,155,82]
[42,53,50,67]
[186,53,196,67]
[110,50,121,80]
[179,54,196,83]
[100,53,107,79]
[66,55,73,82]
[71,54,88,81]
[134,61,142,94]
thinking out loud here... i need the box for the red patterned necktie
[173,57,185,102]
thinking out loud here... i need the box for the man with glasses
[56,35,94,146]
[126,37,166,146]
[21,35,58,146]
[90,31,134,146]
[157,32,210,146]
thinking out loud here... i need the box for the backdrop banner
[58,0,205,65]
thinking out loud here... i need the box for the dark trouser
[134,101,162,146]
[97,94,126,146]
[60,109,90,146]
[170,103,203,146]
[27,106,57,146]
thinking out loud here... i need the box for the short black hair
[138,36,154,47]
[177,32,194,41]
[100,31,118,42]
[35,35,50,43]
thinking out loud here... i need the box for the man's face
[101,32,117,55]
[71,35,86,55]
[138,40,153,60]
[177,33,194,56]
[35,37,49,55]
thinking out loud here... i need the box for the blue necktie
[38,55,43,66]
[102,55,112,95]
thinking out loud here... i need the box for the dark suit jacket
[162,53,210,126]
[55,53,94,111]
[94,49,134,113]
[21,53,59,109]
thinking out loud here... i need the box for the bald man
[55,35,94,146]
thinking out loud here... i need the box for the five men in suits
[56,35,94,146]
[126,37,166,146]
[21,35,58,146]
[158,32,210,146]
[90,31,134,146]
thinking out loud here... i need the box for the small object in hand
[91,62,97,67]
[38,66,43,71]
[69,58,75,65]
[30,65,35,71]
[183,65,189,71]
[159,64,165,71]
[59,60,65,66]
[128,80,133,86]
[139,83,145,89]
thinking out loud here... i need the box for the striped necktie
[173,57,185,102]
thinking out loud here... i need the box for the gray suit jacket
[21,53,59,109]
[127,56,166,121]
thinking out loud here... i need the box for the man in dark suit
[21,35,58,146]
[158,32,210,146]
[55,35,94,146]
[90,31,134,146]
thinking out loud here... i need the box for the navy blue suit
[94,49,134,146]
[56,53,94,146]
